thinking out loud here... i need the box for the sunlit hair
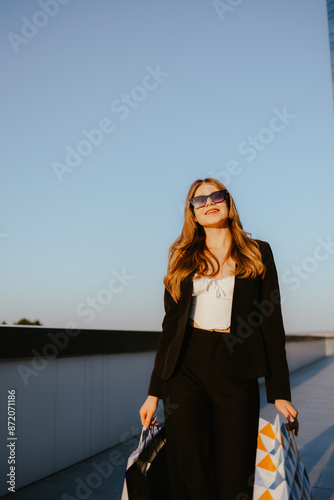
[163,178,266,302]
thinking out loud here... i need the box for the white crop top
[188,274,235,330]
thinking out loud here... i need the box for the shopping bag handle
[138,426,147,447]
[139,423,161,447]
[285,423,301,461]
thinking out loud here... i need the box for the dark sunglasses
[189,190,228,209]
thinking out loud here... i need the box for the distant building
[328,0,334,102]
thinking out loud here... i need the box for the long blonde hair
[164,178,265,302]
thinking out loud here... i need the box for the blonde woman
[140,178,298,499]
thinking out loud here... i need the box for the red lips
[205,208,219,215]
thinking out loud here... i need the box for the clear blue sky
[1,0,333,333]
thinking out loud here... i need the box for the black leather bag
[125,425,172,500]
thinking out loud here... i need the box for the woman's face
[192,183,229,229]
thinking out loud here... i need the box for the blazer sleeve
[260,242,291,404]
[147,286,179,398]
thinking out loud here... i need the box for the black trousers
[162,325,260,500]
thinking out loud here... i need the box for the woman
[140,178,298,500]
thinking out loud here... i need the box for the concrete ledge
[0,352,156,496]
[286,339,334,372]
[0,334,333,496]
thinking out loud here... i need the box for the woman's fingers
[292,418,299,436]
[286,403,299,434]
[139,404,148,426]
[275,400,299,436]
[143,412,157,429]
[139,405,145,419]
[287,403,298,419]
[139,397,159,428]
[286,417,299,436]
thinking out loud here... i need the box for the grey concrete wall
[0,339,333,495]
[0,352,155,496]
[287,339,334,372]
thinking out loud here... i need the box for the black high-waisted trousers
[162,325,260,500]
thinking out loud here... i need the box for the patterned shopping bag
[254,414,313,500]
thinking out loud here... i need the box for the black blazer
[148,239,291,404]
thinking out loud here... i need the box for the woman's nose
[205,196,214,206]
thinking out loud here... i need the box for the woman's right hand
[139,395,159,429]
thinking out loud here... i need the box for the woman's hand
[139,395,159,429]
[275,399,299,436]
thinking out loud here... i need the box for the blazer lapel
[177,270,197,333]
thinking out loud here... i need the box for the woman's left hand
[274,399,299,436]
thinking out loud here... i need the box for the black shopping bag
[125,425,172,500]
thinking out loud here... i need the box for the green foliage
[13,318,43,326]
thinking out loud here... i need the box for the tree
[13,318,43,326]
